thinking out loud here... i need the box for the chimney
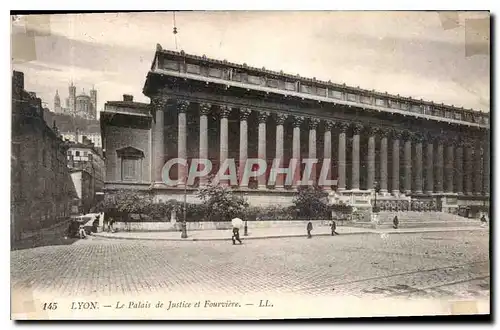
[123,94,133,102]
[12,71,24,90]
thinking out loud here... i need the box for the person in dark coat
[307,221,313,238]
[330,220,339,236]
[393,216,399,229]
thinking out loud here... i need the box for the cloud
[11,11,490,113]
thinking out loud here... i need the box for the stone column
[455,140,464,195]
[379,130,388,194]
[239,108,251,188]
[414,134,424,194]
[464,139,473,195]
[308,118,320,184]
[351,123,363,190]
[199,103,211,187]
[483,137,490,195]
[292,116,304,188]
[323,121,334,190]
[435,138,444,194]
[177,100,189,185]
[219,105,231,186]
[337,122,349,191]
[274,113,287,189]
[391,130,401,196]
[403,131,412,195]
[474,139,483,195]
[258,111,269,189]
[444,139,454,193]
[425,135,434,194]
[366,127,377,191]
[151,97,167,184]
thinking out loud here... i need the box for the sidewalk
[93,225,488,242]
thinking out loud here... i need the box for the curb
[92,227,487,242]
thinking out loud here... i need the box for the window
[83,151,88,156]
[122,158,137,181]
[116,146,144,182]
[75,151,80,156]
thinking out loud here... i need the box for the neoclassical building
[101,45,490,214]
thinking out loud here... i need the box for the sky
[11,11,490,116]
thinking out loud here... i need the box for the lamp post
[181,180,188,239]
[373,181,380,212]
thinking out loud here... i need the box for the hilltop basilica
[53,82,97,120]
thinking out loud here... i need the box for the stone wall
[11,71,75,240]
[113,219,333,232]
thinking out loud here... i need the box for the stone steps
[352,211,481,229]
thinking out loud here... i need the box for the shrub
[196,184,249,222]
[292,186,330,219]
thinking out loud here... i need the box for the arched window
[116,146,145,182]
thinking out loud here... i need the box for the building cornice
[146,46,489,129]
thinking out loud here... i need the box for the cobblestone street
[11,231,489,300]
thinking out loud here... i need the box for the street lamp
[181,179,188,239]
[373,181,380,212]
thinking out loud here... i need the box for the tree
[197,183,249,222]
[292,185,330,219]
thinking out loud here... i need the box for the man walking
[330,220,339,236]
[231,217,243,245]
[393,216,399,229]
[307,221,313,238]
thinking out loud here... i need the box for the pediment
[116,146,144,158]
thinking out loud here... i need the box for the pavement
[92,225,489,241]
[10,230,490,301]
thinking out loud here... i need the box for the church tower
[53,90,61,113]
[68,81,76,115]
[90,86,97,119]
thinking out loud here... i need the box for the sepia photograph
[10,10,490,320]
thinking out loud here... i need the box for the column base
[391,190,401,196]
[425,191,433,195]
[275,186,285,191]
[404,190,412,195]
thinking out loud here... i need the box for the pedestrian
[307,221,313,238]
[78,224,87,239]
[108,217,115,233]
[330,220,339,236]
[231,217,243,245]
[393,216,399,229]
[480,214,488,227]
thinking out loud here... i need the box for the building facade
[101,46,490,213]
[61,131,102,147]
[11,71,77,241]
[66,139,105,213]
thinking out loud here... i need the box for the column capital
[365,126,380,136]
[412,133,425,143]
[292,115,305,128]
[391,129,403,140]
[424,132,437,144]
[402,130,414,141]
[219,105,232,118]
[352,123,363,135]
[336,121,349,133]
[324,120,335,130]
[240,108,252,121]
[258,111,270,123]
[199,102,212,116]
[177,100,190,113]
[151,96,168,109]
[275,113,288,125]
[309,118,320,130]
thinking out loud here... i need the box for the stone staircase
[353,211,481,229]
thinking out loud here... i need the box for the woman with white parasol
[231,217,243,245]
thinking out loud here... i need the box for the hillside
[43,109,100,134]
